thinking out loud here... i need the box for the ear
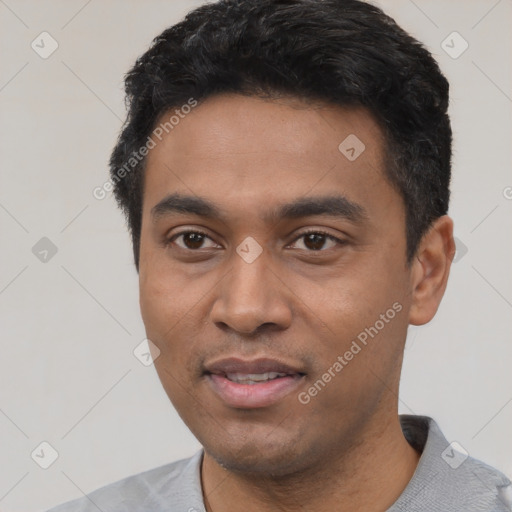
[409,215,455,326]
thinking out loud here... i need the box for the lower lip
[206,373,304,409]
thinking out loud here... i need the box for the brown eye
[304,233,328,250]
[170,231,219,250]
[290,231,343,251]
[182,232,206,249]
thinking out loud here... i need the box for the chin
[212,450,304,477]
[203,431,319,478]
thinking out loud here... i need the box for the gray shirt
[48,415,511,511]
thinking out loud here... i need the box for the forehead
[143,93,395,218]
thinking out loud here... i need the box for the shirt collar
[173,415,511,512]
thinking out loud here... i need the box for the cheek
[138,263,194,356]
[139,271,207,407]
[139,240,193,337]
[138,262,212,368]
[303,260,409,374]
[308,266,398,327]
[139,276,176,339]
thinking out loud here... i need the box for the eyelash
[167,230,211,247]
[298,229,345,247]
[167,229,346,251]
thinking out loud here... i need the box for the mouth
[221,371,294,385]
[204,357,306,409]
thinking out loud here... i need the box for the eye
[289,230,345,251]
[168,230,220,250]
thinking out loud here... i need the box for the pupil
[305,233,325,250]
[185,233,204,249]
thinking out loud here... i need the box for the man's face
[139,94,415,475]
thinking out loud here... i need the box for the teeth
[225,372,288,384]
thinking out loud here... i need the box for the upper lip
[204,357,305,376]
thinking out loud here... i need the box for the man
[49,0,511,510]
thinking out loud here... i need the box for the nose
[210,252,293,336]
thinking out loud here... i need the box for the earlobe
[408,215,455,326]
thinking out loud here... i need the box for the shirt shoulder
[459,457,512,512]
[46,450,205,512]
[391,415,512,512]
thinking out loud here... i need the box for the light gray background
[0,1,511,510]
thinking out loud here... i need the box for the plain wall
[0,1,510,510]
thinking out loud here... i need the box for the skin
[138,93,455,512]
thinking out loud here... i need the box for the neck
[201,414,420,512]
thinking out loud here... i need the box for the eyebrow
[151,192,367,224]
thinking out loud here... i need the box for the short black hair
[109,0,451,269]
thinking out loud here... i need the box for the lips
[205,356,304,376]
[204,357,306,408]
